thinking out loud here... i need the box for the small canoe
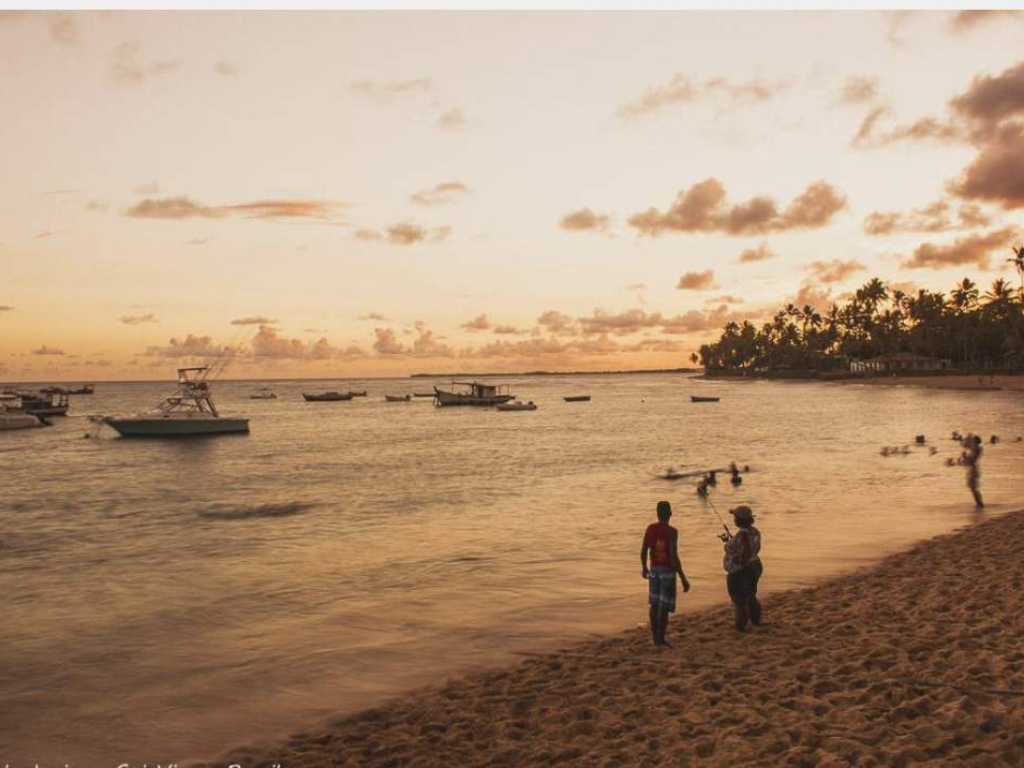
[691,396,720,403]
[497,400,537,411]
[303,392,353,402]
[385,394,411,402]
[564,395,591,402]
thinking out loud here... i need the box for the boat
[413,392,435,398]
[303,391,353,402]
[39,386,67,395]
[8,392,69,417]
[434,381,515,407]
[67,385,94,395]
[385,394,412,402]
[101,367,249,437]
[564,395,591,402]
[690,396,720,403]
[349,390,368,397]
[249,387,278,400]
[0,413,45,431]
[496,400,537,411]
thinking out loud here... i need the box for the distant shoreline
[410,367,696,378]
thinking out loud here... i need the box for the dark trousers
[726,560,763,630]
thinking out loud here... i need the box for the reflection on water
[0,374,1021,763]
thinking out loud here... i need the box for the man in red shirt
[641,500,691,647]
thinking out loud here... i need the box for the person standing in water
[641,500,691,647]
[723,505,763,632]
[964,434,984,508]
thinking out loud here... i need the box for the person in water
[964,434,984,508]
[641,501,691,647]
[729,462,742,485]
[722,505,763,632]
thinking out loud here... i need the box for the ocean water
[1,374,1021,765]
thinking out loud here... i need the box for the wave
[196,501,317,521]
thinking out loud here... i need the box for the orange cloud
[738,243,776,263]
[676,270,717,290]
[618,74,788,118]
[125,197,342,221]
[438,108,466,130]
[411,181,469,205]
[948,124,1024,209]
[863,200,991,235]
[837,76,878,105]
[111,42,181,85]
[32,345,65,355]
[231,316,277,326]
[559,208,611,232]
[806,259,866,283]
[462,314,490,331]
[949,10,1022,33]
[629,179,845,236]
[119,313,158,325]
[900,226,1019,270]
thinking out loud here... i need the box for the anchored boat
[691,395,720,403]
[563,395,591,402]
[303,391,353,402]
[249,387,278,399]
[496,400,537,411]
[102,367,249,437]
[434,381,515,407]
[385,394,411,402]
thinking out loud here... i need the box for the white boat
[102,367,249,437]
[0,413,44,431]
[249,387,278,400]
[434,381,515,407]
[496,400,537,411]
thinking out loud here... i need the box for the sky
[1,9,1023,381]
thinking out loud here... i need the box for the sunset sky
[2,9,1023,380]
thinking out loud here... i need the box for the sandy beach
[201,508,1024,768]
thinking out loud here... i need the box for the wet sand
[202,508,1024,768]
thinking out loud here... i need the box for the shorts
[727,560,763,604]
[648,567,677,613]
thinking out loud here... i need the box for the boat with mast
[433,380,515,407]
[101,367,249,437]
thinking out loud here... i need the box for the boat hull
[563,396,591,402]
[0,414,43,431]
[303,393,353,402]
[690,396,720,403]
[104,417,250,437]
[434,391,515,407]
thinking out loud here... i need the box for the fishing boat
[563,395,591,402]
[67,385,94,395]
[434,381,515,407]
[9,392,69,417]
[349,390,368,397]
[102,367,249,437]
[496,400,537,412]
[691,395,720,403]
[39,386,67,395]
[384,394,411,402]
[0,413,45,431]
[302,391,353,402]
[249,387,278,400]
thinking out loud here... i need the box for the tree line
[693,247,1024,373]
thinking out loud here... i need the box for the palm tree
[1009,245,1024,304]
[950,278,979,314]
[985,278,1014,305]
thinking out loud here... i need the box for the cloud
[628,179,846,236]
[186,237,207,246]
[792,281,835,312]
[537,310,577,336]
[837,76,878,105]
[32,345,65,356]
[214,60,238,77]
[111,42,181,85]
[900,226,1019,270]
[863,200,991,235]
[851,106,962,148]
[559,208,611,233]
[706,295,745,305]
[119,313,158,325]
[231,316,277,326]
[617,74,788,118]
[351,78,432,101]
[738,242,776,263]
[950,61,1024,132]
[0,306,13,312]
[438,108,466,130]
[493,324,528,335]
[125,196,342,221]
[360,312,389,322]
[949,10,1022,33]
[626,283,646,291]
[145,334,229,358]
[411,181,469,205]
[462,314,491,331]
[354,228,383,241]
[676,270,717,290]
[948,124,1024,209]
[34,231,53,239]
[251,325,353,360]
[85,200,109,212]
[806,259,866,283]
[133,181,160,195]
[373,328,404,355]
[386,222,450,245]
[373,323,455,357]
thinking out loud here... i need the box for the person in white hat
[722,505,763,632]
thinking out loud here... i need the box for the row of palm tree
[692,246,1024,373]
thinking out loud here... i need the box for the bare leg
[649,605,659,645]
[657,608,670,646]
